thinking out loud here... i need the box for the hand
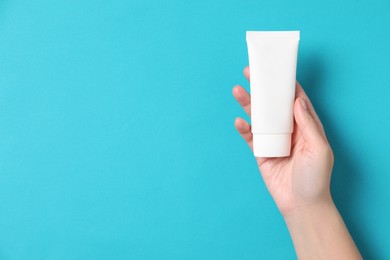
[233,66,361,259]
[233,66,334,217]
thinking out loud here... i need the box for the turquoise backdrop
[0,0,389,259]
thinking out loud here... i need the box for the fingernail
[300,98,307,111]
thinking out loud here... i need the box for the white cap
[253,134,291,158]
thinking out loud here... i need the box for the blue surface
[0,0,389,259]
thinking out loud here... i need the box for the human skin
[232,66,361,259]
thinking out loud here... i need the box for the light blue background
[0,0,389,259]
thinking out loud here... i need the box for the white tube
[246,31,300,157]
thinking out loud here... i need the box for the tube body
[246,31,300,157]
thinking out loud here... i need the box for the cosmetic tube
[246,31,300,157]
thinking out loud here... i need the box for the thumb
[294,97,325,143]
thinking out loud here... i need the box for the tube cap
[253,134,291,158]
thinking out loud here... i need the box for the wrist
[283,195,335,224]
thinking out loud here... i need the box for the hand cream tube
[246,31,300,157]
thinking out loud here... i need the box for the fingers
[294,97,326,145]
[235,117,267,166]
[295,82,326,137]
[234,117,253,150]
[240,68,324,137]
[239,66,328,147]
[232,85,251,116]
[244,66,250,81]
[233,66,251,116]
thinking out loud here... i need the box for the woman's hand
[233,66,361,259]
[233,66,333,217]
